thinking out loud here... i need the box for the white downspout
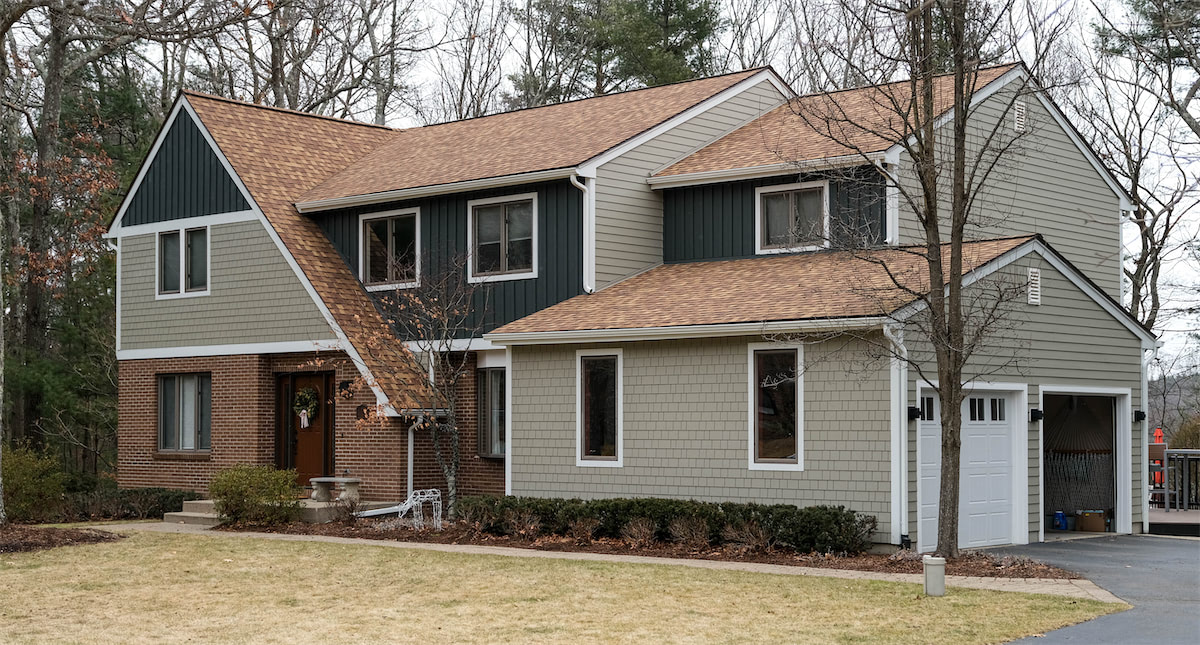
[883,324,910,547]
[570,173,596,293]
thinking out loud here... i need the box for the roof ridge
[401,68,768,132]
[788,62,1021,102]
[181,90,398,131]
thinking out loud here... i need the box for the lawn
[0,531,1121,645]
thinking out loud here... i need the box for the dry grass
[0,532,1121,645]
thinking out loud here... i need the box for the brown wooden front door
[276,372,334,488]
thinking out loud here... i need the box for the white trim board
[487,316,889,346]
[111,210,258,238]
[646,154,884,190]
[117,340,343,360]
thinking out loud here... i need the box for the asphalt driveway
[993,535,1200,644]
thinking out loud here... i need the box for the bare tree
[419,0,512,123]
[714,0,788,73]
[782,0,1072,556]
[782,0,901,92]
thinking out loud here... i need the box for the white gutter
[486,316,888,346]
[295,168,578,213]
[646,154,884,190]
[882,324,909,547]
[569,173,597,293]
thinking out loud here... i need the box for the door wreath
[294,387,320,429]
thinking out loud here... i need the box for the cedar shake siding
[594,78,787,286]
[119,219,336,350]
[509,336,893,541]
[118,351,503,499]
[311,179,585,335]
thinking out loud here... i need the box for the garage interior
[1043,394,1116,533]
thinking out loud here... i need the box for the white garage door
[918,393,1016,552]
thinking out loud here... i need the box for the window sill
[365,281,418,292]
[477,454,505,461]
[154,450,212,461]
[467,269,538,284]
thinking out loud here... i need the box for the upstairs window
[361,209,419,290]
[756,182,828,253]
[468,193,537,282]
[159,373,211,451]
[158,227,208,297]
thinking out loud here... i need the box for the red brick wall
[117,351,504,500]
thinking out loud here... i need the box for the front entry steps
[162,499,395,526]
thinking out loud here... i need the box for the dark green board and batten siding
[313,179,584,336]
[663,169,887,263]
[121,113,249,226]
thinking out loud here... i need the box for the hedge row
[458,496,877,554]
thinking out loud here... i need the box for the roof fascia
[105,96,189,237]
[295,167,576,213]
[576,69,793,178]
[883,65,1133,211]
[646,154,883,189]
[178,97,399,413]
[485,316,888,346]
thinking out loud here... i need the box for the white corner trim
[179,97,395,413]
[883,324,907,545]
[504,345,514,495]
[115,238,122,351]
[153,225,211,300]
[358,207,421,291]
[465,191,539,284]
[575,348,624,468]
[747,342,805,471]
[487,316,888,346]
[753,180,831,255]
[117,339,343,360]
[577,69,793,177]
[294,168,575,213]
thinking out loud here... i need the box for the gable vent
[1027,267,1041,305]
[1014,99,1028,133]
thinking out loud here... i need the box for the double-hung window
[755,182,828,253]
[477,368,506,459]
[576,349,622,466]
[159,373,212,451]
[158,227,209,297]
[748,344,803,470]
[361,209,419,289]
[468,193,536,282]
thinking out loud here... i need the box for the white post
[923,556,946,597]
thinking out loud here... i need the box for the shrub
[503,508,542,540]
[208,465,301,525]
[722,521,771,554]
[67,482,201,521]
[620,517,657,548]
[456,495,878,555]
[568,517,600,544]
[2,446,68,523]
[668,515,712,549]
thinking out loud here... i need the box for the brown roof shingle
[183,91,425,408]
[299,69,763,203]
[490,237,1033,335]
[655,65,1017,178]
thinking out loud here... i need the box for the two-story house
[107,64,1155,551]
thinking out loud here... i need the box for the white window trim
[466,192,539,284]
[155,225,211,300]
[358,207,421,291]
[753,180,830,255]
[575,348,623,468]
[747,342,804,471]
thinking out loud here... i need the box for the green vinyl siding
[122,111,249,226]
[120,219,335,349]
[663,168,887,262]
[313,179,583,336]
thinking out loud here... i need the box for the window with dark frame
[159,373,211,451]
[159,228,208,294]
[580,355,618,460]
[476,368,506,459]
[362,213,418,286]
[761,186,825,249]
[473,198,533,276]
[753,349,798,463]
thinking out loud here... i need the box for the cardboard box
[1076,511,1106,532]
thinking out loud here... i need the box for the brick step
[163,511,223,527]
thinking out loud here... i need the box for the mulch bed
[221,519,1079,579]
[0,524,124,554]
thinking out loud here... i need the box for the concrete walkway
[110,521,1122,604]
